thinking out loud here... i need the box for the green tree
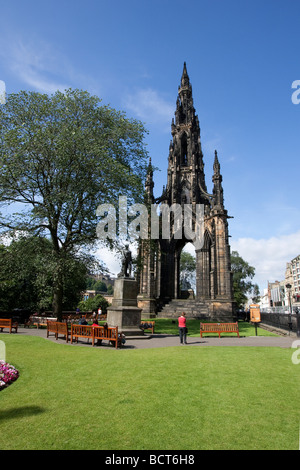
[0,236,52,311]
[231,250,260,308]
[180,251,196,289]
[0,89,148,319]
[107,284,114,295]
[85,277,96,289]
[0,236,89,312]
[93,280,107,292]
[77,294,109,313]
[251,283,261,304]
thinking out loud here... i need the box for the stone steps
[157,300,209,319]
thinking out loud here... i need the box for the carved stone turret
[212,150,225,212]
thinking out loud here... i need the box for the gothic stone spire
[145,157,154,203]
[212,150,224,210]
[166,63,207,206]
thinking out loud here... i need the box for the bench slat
[47,321,70,342]
[92,325,118,349]
[200,322,239,338]
[69,324,119,348]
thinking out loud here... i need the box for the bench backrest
[71,324,93,337]
[141,321,155,327]
[0,319,12,327]
[140,321,155,332]
[47,320,57,332]
[93,325,118,349]
[200,322,239,332]
[56,321,68,335]
[93,325,118,340]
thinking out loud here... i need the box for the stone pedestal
[107,277,143,336]
[137,295,157,318]
[208,300,234,322]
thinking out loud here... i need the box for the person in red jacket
[178,312,188,344]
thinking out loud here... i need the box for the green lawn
[1,325,299,451]
[145,318,278,337]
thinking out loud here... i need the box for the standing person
[178,312,188,344]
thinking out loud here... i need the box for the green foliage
[0,89,148,317]
[107,284,114,295]
[231,250,260,308]
[0,236,88,311]
[86,277,108,292]
[0,236,52,311]
[93,280,107,292]
[77,293,109,313]
[180,250,196,289]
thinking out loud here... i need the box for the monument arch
[137,63,234,320]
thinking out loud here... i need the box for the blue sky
[1,0,300,292]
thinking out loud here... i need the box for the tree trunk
[52,259,64,322]
[52,282,63,321]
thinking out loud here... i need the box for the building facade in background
[286,254,300,303]
[260,254,300,311]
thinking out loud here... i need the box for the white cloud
[2,37,70,93]
[0,34,100,96]
[95,243,138,277]
[123,88,173,130]
[231,230,300,291]
[96,246,121,277]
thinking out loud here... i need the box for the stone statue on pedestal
[107,244,143,336]
[118,244,132,278]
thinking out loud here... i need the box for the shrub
[77,294,110,313]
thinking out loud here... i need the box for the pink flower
[0,361,19,390]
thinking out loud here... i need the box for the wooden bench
[200,322,239,338]
[92,325,119,349]
[56,322,70,342]
[70,324,119,348]
[46,320,57,338]
[70,324,93,344]
[140,320,155,334]
[47,321,70,342]
[0,318,18,334]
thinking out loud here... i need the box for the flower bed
[0,361,19,390]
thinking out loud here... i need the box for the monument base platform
[107,277,144,336]
[107,306,144,336]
